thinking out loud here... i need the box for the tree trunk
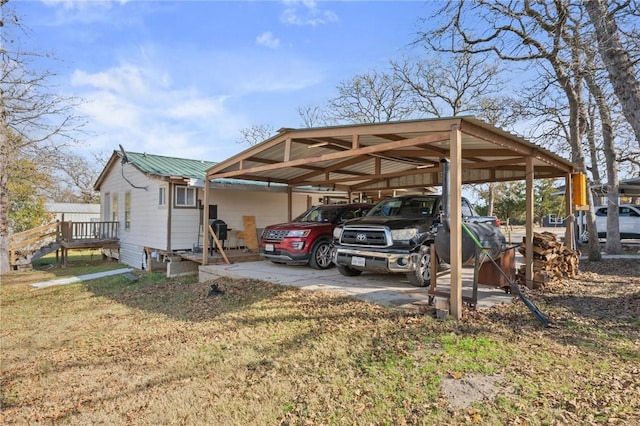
[487,182,495,216]
[558,75,601,260]
[585,98,602,196]
[585,0,640,148]
[0,87,11,274]
[583,47,622,254]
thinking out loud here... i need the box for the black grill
[341,228,388,246]
[209,219,228,241]
[263,229,288,241]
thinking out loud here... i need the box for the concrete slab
[166,258,199,277]
[199,260,515,311]
[31,268,134,289]
[198,226,636,312]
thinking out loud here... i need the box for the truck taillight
[496,218,501,227]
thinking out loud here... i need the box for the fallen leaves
[1,259,639,424]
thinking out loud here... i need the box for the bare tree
[236,123,275,147]
[326,68,414,124]
[394,48,512,220]
[48,152,102,203]
[1,2,85,273]
[584,0,640,148]
[1,48,10,273]
[392,51,503,117]
[297,104,332,128]
[582,37,623,253]
[394,50,509,215]
[424,0,604,260]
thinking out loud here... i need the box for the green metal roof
[119,151,216,180]
[95,149,348,192]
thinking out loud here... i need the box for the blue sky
[12,0,438,162]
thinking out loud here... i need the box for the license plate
[351,256,365,267]
[265,243,274,252]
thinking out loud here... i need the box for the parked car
[331,194,502,286]
[259,203,373,269]
[594,204,640,239]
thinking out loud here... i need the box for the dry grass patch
[1,257,638,425]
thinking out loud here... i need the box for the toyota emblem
[356,233,367,241]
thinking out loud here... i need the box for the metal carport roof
[205,117,575,192]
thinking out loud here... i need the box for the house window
[125,191,131,230]
[112,193,118,221]
[175,186,196,207]
[159,185,167,206]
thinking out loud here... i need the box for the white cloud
[41,0,129,25]
[71,64,151,95]
[256,31,281,49]
[280,0,338,26]
[42,0,129,9]
[70,63,246,160]
[240,69,322,93]
[167,97,228,120]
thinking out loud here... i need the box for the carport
[592,177,640,199]
[203,117,576,319]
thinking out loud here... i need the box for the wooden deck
[57,221,121,267]
[60,239,119,250]
[59,239,120,267]
[176,248,261,265]
[141,247,261,277]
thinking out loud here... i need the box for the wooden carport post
[202,179,209,265]
[450,124,463,320]
[525,157,534,287]
[564,173,575,251]
[287,186,293,221]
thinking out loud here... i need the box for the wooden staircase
[9,222,61,271]
[9,220,120,271]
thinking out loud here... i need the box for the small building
[93,150,321,269]
[542,214,566,227]
[45,202,101,223]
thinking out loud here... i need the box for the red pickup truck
[259,203,373,269]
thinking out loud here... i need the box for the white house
[94,150,321,269]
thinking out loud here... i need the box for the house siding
[207,189,310,237]
[98,155,328,270]
[170,187,201,250]
[99,164,169,268]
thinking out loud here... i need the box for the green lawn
[1,254,638,425]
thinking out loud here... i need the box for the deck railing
[60,221,119,241]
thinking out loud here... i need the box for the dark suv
[259,203,373,269]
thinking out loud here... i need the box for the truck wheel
[407,245,431,287]
[309,240,332,270]
[337,265,362,277]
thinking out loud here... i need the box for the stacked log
[516,231,580,289]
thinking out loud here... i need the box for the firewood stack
[516,231,580,289]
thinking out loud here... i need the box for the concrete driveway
[197,227,573,312]
[199,260,515,312]
[199,225,637,313]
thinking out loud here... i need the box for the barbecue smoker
[430,159,551,326]
[208,219,228,252]
[434,159,506,265]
